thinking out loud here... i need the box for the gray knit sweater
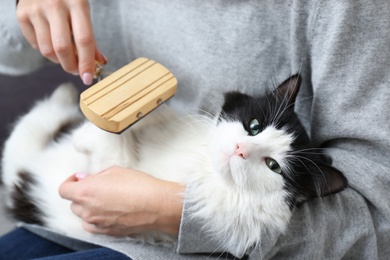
[1,1,389,259]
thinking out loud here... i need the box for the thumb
[75,172,91,180]
[58,173,88,200]
[95,48,108,65]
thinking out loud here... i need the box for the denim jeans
[0,228,131,260]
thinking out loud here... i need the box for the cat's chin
[210,154,248,188]
[227,156,249,187]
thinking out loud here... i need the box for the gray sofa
[0,65,84,236]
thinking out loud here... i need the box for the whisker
[289,148,328,155]
[253,97,267,122]
[287,154,328,196]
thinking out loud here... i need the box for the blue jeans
[0,228,131,260]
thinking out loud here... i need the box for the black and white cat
[1,74,347,256]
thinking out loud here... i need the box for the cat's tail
[1,83,83,187]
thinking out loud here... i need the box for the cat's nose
[235,144,248,159]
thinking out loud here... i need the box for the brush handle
[80,58,177,133]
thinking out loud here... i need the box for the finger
[31,16,59,64]
[82,221,105,234]
[71,203,103,230]
[70,202,82,217]
[69,1,95,85]
[19,23,39,50]
[75,172,91,181]
[49,9,78,74]
[16,9,39,49]
[94,47,108,65]
[82,221,128,236]
[58,173,79,200]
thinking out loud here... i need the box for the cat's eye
[265,158,282,174]
[248,118,260,136]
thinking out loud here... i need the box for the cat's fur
[1,75,347,256]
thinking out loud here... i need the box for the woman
[0,0,389,259]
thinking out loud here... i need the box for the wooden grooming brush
[80,58,178,133]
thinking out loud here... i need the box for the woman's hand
[16,0,107,85]
[58,167,185,236]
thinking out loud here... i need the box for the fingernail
[75,172,90,180]
[72,72,79,76]
[82,73,93,85]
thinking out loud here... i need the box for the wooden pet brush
[80,58,178,133]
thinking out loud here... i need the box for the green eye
[248,118,260,136]
[265,158,282,174]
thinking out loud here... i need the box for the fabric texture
[0,228,130,260]
[0,0,389,259]
[0,228,75,259]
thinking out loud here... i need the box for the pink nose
[235,144,248,159]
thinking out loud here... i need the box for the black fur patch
[9,171,45,225]
[53,119,82,142]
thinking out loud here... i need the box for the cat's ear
[274,74,302,106]
[309,163,348,198]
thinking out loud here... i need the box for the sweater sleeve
[0,0,47,75]
[266,1,390,259]
[175,186,223,254]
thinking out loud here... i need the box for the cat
[1,74,347,256]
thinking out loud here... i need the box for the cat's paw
[50,83,79,106]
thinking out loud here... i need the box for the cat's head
[210,74,348,207]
